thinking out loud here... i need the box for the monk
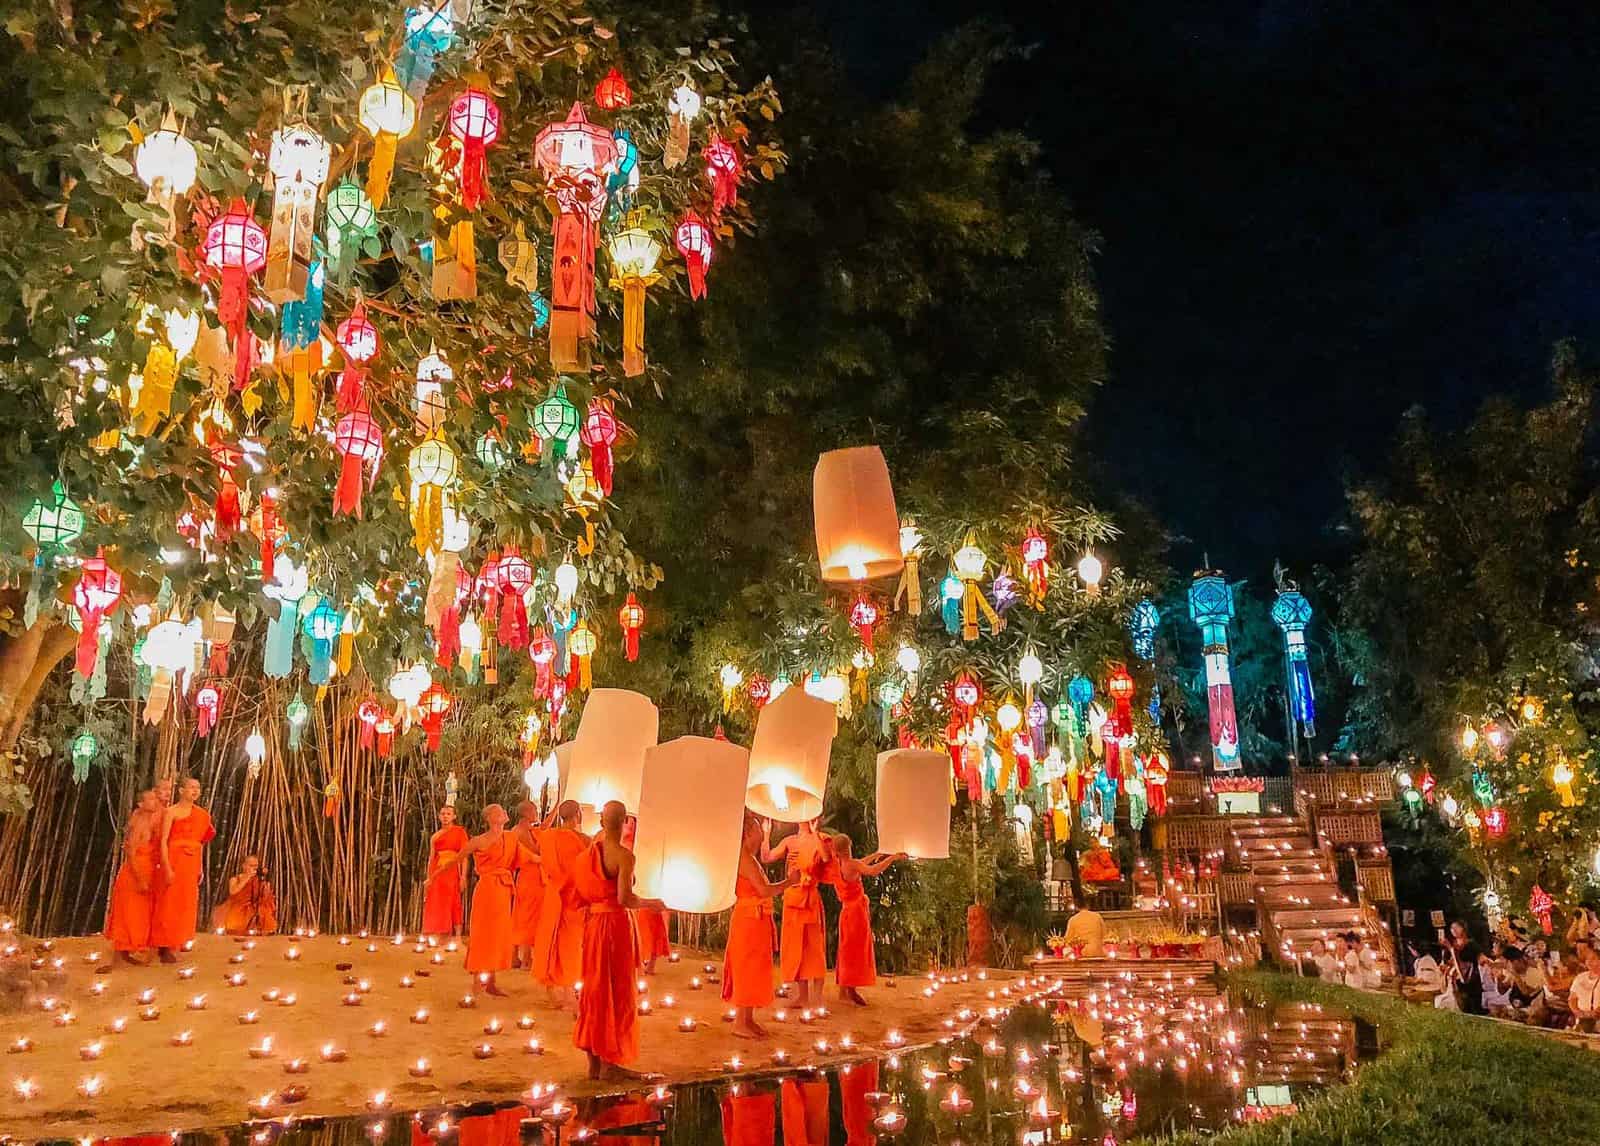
[762,817,832,1009]
[427,804,517,995]
[510,801,544,970]
[781,1075,830,1146]
[154,777,174,807]
[150,777,215,963]
[573,800,663,1079]
[827,835,905,1006]
[421,805,469,937]
[634,906,670,974]
[725,812,797,1038]
[530,799,588,1008]
[105,789,162,964]
[213,854,278,935]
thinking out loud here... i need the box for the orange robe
[456,1104,526,1146]
[511,832,544,949]
[572,842,639,1065]
[633,906,671,965]
[781,1076,830,1146]
[104,827,157,952]
[531,826,587,987]
[832,867,876,988]
[721,1091,776,1146]
[722,871,777,1007]
[465,833,517,973]
[839,1060,880,1146]
[422,824,469,935]
[780,832,827,982]
[150,806,215,949]
[214,874,278,935]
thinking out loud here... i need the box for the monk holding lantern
[763,817,833,1009]
[827,834,905,1006]
[725,813,798,1037]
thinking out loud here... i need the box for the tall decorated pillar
[1271,585,1316,759]
[1187,570,1241,771]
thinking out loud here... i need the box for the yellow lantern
[568,616,597,690]
[719,662,744,713]
[358,68,417,209]
[746,686,836,822]
[894,523,923,614]
[134,306,200,434]
[567,688,659,817]
[812,446,904,583]
[1553,757,1577,807]
[952,531,1002,641]
[407,434,459,556]
[633,736,751,912]
[875,749,951,858]
[608,220,664,378]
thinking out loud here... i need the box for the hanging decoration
[264,100,332,302]
[418,683,453,750]
[1020,526,1050,605]
[70,729,99,781]
[332,407,384,517]
[894,524,923,615]
[534,102,615,371]
[134,307,200,433]
[1271,584,1317,743]
[133,108,198,229]
[195,681,222,737]
[397,4,454,97]
[1187,570,1241,771]
[1530,885,1554,935]
[664,82,700,169]
[324,179,379,286]
[202,199,268,392]
[435,83,501,300]
[608,219,664,377]
[618,591,645,662]
[1553,756,1577,807]
[594,66,633,110]
[495,546,533,650]
[952,532,1002,642]
[703,133,742,216]
[579,399,619,495]
[335,302,380,412]
[673,211,713,300]
[408,435,460,555]
[359,67,417,209]
[72,551,123,678]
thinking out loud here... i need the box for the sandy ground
[0,931,1013,1140]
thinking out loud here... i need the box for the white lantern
[567,689,658,816]
[553,560,580,605]
[875,749,951,859]
[1077,552,1104,594]
[1017,649,1043,688]
[746,687,836,822]
[812,446,903,582]
[633,736,751,913]
[134,109,198,204]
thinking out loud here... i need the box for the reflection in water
[81,988,1360,1146]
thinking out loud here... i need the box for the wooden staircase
[1250,1002,1358,1086]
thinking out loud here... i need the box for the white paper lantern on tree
[813,446,904,582]
[875,748,951,858]
[567,688,658,816]
[634,736,751,912]
[746,687,836,822]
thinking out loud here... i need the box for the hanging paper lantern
[302,598,343,684]
[498,220,538,290]
[138,615,197,725]
[813,446,903,583]
[664,82,700,169]
[1129,598,1160,662]
[579,400,619,495]
[1145,752,1169,816]
[1483,805,1508,838]
[358,68,417,208]
[607,128,639,203]
[567,616,596,691]
[135,307,201,433]
[264,124,332,302]
[357,697,384,752]
[528,627,558,697]
[952,533,1001,641]
[1272,588,1317,740]
[22,480,84,558]
[533,103,616,370]
[133,108,197,225]
[324,179,378,286]
[608,222,664,378]
[1188,571,1241,771]
[262,555,308,679]
[594,66,633,110]
[1419,766,1436,803]
[718,662,744,713]
[286,695,310,750]
[747,672,772,708]
[673,211,714,300]
[702,133,742,217]
[893,523,923,614]
[407,435,460,555]
[1020,526,1050,604]
[445,87,500,211]
[244,727,268,779]
[194,681,222,738]
[634,736,750,912]
[202,199,268,391]
[475,430,510,474]
[72,551,122,678]
[568,688,659,816]
[70,728,98,780]
[1530,885,1554,935]
[413,347,453,434]
[496,546,533,649]
[746,687,836,822]
[332,408,384,517]
[1553,757,1577,807]
[397,3,454,95]
[849,595,879,650]
[334,304,380,411]
[875,749,950,858]
[533,383,580,454]
[618,592,645,662]
[876,679,905,736]
[417,683,453,750]
[1077,552,1104,595]
[1106,666,1135,738]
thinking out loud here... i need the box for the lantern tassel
[621,278,647,378]
[411,483,445,556]
[289,350,318,431]
[215,471,242,539]
[135,344,177,434]
[332,452,365,517]
[337,361,365,412]
[498,588,528,650]
[459,140,489,211]
[367,133,398,210]
[435,605,460,669]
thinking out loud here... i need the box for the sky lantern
[359,67,417,208]
[335,303,380,411]
[875,749,951,858]
[634,736,750,912]
[133,107,197,226]
[617,591,645,661]
[332,408,384,517]
[264,119,331,302]
[672,211,713,299]
[579,399,619,495]
[664,82,700,168]
[534,102,616,370]
[202,199,267,390]
[608,220,664,377]
[1271,586,1317,747]
[1187,570,1241,772]
[747,686,836,822]
[568,688,659,815]
[72,551,122,677]
[593,66,632,110]
[813,446,903,583]
[702,133,741,216]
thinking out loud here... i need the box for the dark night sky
[801,0,1600,575]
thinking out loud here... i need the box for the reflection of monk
[455,1103,526,1146]
[105,789,162,964]
[725,813,797,1039]
[839,1060,881,1146]
[827,835,904,1006]
[510,801,543,970]
[634,906,670,974]
[427,804,516,995]
[762,817,831,1009]
[572,800,663,1079]
[1080,838,1122,883]
[150,777,215,963]
[213,854,278,934]
[721,1089,776,1146]
[421,806,469,936]
[531,800,589,1008]
[781,1076,830,1146]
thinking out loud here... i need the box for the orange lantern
[618,591,645,662]
[593,67,633,110]
[813,446,903,583]
[746,687,836,822]
[633,736,751,912]
[418,683,453,751]
[875,749,952,859]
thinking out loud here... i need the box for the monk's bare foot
[486,983,509,997]
[158,948,177,964]
[119,951,143,966]
[844,988,868,1006]
[731,1021,762,1039]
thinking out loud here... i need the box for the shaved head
[517,800,537,822]
[557,799,582,826]
[600,800,626,833]
[483,803,508,828]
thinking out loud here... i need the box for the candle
[840,1034,855,1050]
[637,1000,652,1015]
[178,965,197,979]
[171,1031,194,1047]
[284,1058,309,1074]
[90,981,107,996]
[799,1009,813,1024]
[262,989,281,1002]
[430,953,444,964]
[248,1093,276,1116]
[939,1085,973,1116]
[138,1006,159,1021]
[399,977,415,989]
[813,1038,831,1053]
[239,1011,260,1025]
[343,993,362,1006]
[677,1017,697,1032]
[772,1049,789,1065]
[458,994,476,1009]
[484,1018,503,1034]
[1027,1095,1057,1128]
[871,1108,907,1137]
[368,1021,389,1037]
[723,1009,737,1022]
[9,1036,32,1053]
[668,953,681,963]
[648,1084,673,1106]
[137,989,156,1005]
[320,1043,348,1063]
[411,1009,430,1024]
[77,1075,103,1099]
[107,1017,127,1034]
[473,1043,495,1060]
[249,1037,275,1059]
[773,1009,788,1023]
[544,1101,573,1126]
[366,1090,390,1111]
[517,1015,535,1030]
[12,1078,36,1100]
[724,1055,743,1070]
[358,979,373,993]
[187,994,207,1011]
[659,994,675,1009]
[524,1037,544,1055]
[689,976,702,990]
[285,946,300,961]
[228,972,247,987]
[230,954,246,965]
[410,1058,432,1077]
[279,994,297,1007]
[79,1041,104,1060]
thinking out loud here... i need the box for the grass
[1152,970,1600,1146]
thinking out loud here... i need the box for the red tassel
[209,643,230,674]
[497,590,528,650]
[257,490,278,586]
[337,363,365,412]
[377,725,393,758]
[590,441,613,496]
[460,140,488,211]
[233,329,255,392]
[623,627,639,662]
[333,452,365,516]
[215,472,242,539]
[685,257,706,301]
[75,624,98,678]
[435,606,460,669]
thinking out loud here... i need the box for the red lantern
[332,408,384,517]
[618,592,645,662]
[1106,665,1135,738]
[1484,805,1507,838]
[529,627,556,697]
[849,595,879,651]
[202,198,267,391]
[673,212,713,300]
[335,304,380,412]
[72,550,122,677]
[534,103,617,371]
[1021,526,1050,602]
[357,697,383,751]
[593,67,632,110]
[418,683,453,751]
[580,399,618,496]
[1145,753,1169,817]
[375,712,396,757]
[950,671,981,719]
[1530,884,1554,934]
[253,488,281,585]
[702,134,741,216]
[1419,767,1436,804]
[446,87,501,211]
[496,546,533,650]
[209,441,244,539]
[195,682,222,738]
[747,672,772,708]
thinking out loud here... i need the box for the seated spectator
[1354,939,1388,989]
[1449,939,1486,1015]
[1527,952,1580,1028]
[1481,953,1519,1018]
[1409,944,1445,992]
[1568,945,1600,1033]
[1306,937,1342,982]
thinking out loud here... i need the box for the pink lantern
[335,305,380,412]
[202,199,267,390]
[529,628,557,698]
[673,212,713,300]
[497,546,533,650]
[332,408,384,517]
[702,134,741,216]
[446,87,501,211]
[195,681,222,738]
[580,399,618,496]
[72,550,122,677]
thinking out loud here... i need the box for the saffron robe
[722,872,777,1007]
[511,832,544,948]
[634,906,671,964]
[105,826,157,952]
[779,831,827,982]
[214,874,278,935]
[531,826,587,987]
[572,842,639,1065]
[832,866,876,988]
[465,833,517,973]
[150,805,215,949]
[422,824,469,935]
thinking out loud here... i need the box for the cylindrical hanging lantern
[335,304,380,412]
[264,123,332,302]
[813,446,903,583]
[673,212,713,300]
[579,399,618,495]
[633,736,751,913]
[875,749,952,859]
[566,687,659,816]
[445,86,501,211]
[746,687,836,822]
[533,103,616,371]
[358,68,417,209]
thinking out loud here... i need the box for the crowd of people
[1302,932,1389,990]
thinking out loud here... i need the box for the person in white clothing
[1568,946,1600,1032]
[1307,938,1342,983]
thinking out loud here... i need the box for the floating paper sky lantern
[702,133,741,216]
[673,211,713,300]
[747,686,836,822]
[134,108,197,224]
[332,408,384,518]
[634,736,750,912]
[203,199,267,391]
[72,551,122,678]
[335,304,380,411]
[876,749,951,858]
[534,102,615,370]
[567,688,659,815]
[664,82,700,168]
[359,68,417,208]
[618,592,645,661]
[608,221,663,378]
[580,399,619,495]
[1271,587,1316,744]
[264,122,331,302]
[594,66,633,110]
[813,446,903,583]
[1187,571,1240,772]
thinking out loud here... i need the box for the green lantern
[533,384,579,457]
[70,728,98,781]
[476,431,510,473]
[286,695,310,750]
[23,481,85,556]
[324,178,377,283]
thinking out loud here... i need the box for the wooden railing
[1217,870,1255,908]
[1165,815,1229,855]
[1292,766,1396,818]
[1315,810,1385,847]
[1356,860,1396,905]
[1167,770,1206,807]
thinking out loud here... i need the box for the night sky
[801,0,1600,575]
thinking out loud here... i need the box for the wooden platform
[1025,955,1221,996]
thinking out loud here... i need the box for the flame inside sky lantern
[813,445,904,583]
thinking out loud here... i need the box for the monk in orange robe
[213,854,278,935]
[573,800,663,1079]
[633,906,670,973]
[531,799,588,1008]
[427,804,517,995]
[421,806,469,937]
[782,1076,830,1146]
[150,777,216,963]
[510,801,543,969]
[721,1090,775,1146]
[762,817,832,1008]
[827,834,905,1006]
[725,812,797,1038]
[105,789,161,963]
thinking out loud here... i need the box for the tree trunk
[0,613,76,754]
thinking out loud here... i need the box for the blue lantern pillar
[1271,587,1316,761]
[1187,572,1241,772]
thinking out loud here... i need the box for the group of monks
[424,796,906,1078]
[104,776,221,964]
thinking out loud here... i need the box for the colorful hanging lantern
[496,546,533,649]
[133,108,197,226]
[138,615,196,725]
[673,211,714,300]
[359,67,417,209]
[568,616,597,691]
[1419,766,1436,803]
[607,128,639,203]
[302,598,342,684]
[664,82,701,169]
[332,408,384,517]
[418,683,453,750]
[397,4,455,96]
[70,728,98,780]
[435,85,501,300]
[1472,765,1495,807]
[702,133,742,216]
[286,694,310,750]
[72,551,122,678]
[534,103,616,371]
[608,221,664,377]
[22,480,84,560]
[1106,665,1135,738]
[407,435,460,555]
[618,592,645,662]
[1530,885,1554,935]
[264,120,332,302]
[528,628,557,696]
[952,532,1002,641]
[1483,805,1507,838]
[579,399,619,495]
[195,681,222,738]
[135,307,200,433]
[475,430,510,474]
[747,673,772,708]
[594,66,633,110]
[895,524,923,614]
[1145,752,1169,816]
[357,697,385,752]
[1017,647,1043,707]
[202,199,268,391]
[1129,598,1160,662]
[245,727,268,779]
[1020,527,1050,605]
[849,595,879,650]
[1077,552,1104,595]
[413,347,452,434]
[1271,587,1317,743]
[324,179,378,286]
[1187,570,1241,771]
[498,220,538,292]
[334,304,380,411]
[533,383,580,455]
[1553,756,1577,807]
